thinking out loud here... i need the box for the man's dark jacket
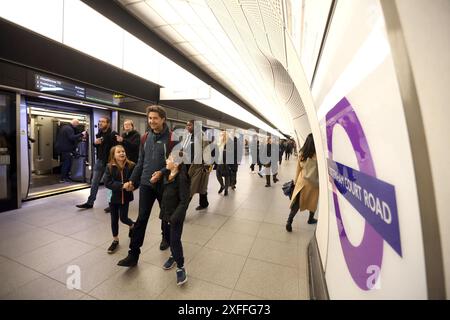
[55,124,83,153]
[95,128,118,166]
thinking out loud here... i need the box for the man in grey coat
[183,120,211,210]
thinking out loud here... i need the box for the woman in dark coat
[115,119,140,164]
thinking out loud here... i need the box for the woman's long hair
[218,130,228,147]
[300,133,316,161]
[108,145,135,170]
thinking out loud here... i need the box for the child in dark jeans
[160,155,190,286]
[104,145,135,254]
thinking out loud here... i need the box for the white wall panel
[0,0,64,42]
[123,31,160,84]
[300,0,332,85]
[395,0,450,297]
[313,0,427,299]
[63,0,124,68]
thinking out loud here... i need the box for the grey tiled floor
[0,157,315,300]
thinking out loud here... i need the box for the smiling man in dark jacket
[118,105,177,267]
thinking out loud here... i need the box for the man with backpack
[118,105,177,267]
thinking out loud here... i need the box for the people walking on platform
[286,133,319,232]
[117,105,177,267]
[215,130,232,196]
[55,119,86,183]
[160,154,190,286]
[261,136,279,187]
[278,140,287,165]
[76,117,117,209]
[229,133,243,190]
[104,145,135,254]
[249,134,262,173]
[284,139,292,160]
[182,120,211,210]
[285,139,294,160]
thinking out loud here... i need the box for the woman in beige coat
[286,133,319,232]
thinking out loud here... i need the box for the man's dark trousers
[60,152,72,180]
[129,184,163,257]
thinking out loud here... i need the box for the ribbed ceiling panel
[118,0,313,135]
[257,0,286,64]
[239,0,272,56]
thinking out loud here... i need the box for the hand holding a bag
[282,180,295,199]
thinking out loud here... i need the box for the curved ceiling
[118,0,309,136]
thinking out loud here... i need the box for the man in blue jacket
[55,119,86,183]
[118,105,176,267]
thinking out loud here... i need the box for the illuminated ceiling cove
[118,0,309,136]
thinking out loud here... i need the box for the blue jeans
[87,161,106,205]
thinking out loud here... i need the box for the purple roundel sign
[326,97,384,290]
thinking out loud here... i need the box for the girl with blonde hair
[104,145,136,253]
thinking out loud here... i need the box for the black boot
[286,215,294,232]
[117,254,138,267]
[285,222,292,232]
[265,175,271,187]
[308,211,317,224]
[286,207,298,232]
[273,174,279,183]
[197,193,209,210]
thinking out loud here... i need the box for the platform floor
[0,156,316,300]
[28,172,88,198]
